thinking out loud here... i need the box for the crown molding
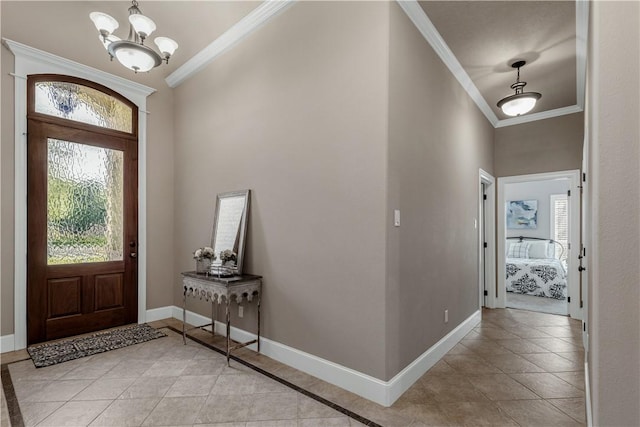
[495,104,583,128]
[576,0,589,109]
[396,0,499,127]
[2,39,155,98]
[166,0,296,88]
[397,0,588,129]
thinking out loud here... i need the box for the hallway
[1,308,585,426]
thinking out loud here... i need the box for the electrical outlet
[238,306,244,318]
[444,309,449,323]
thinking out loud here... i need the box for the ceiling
[2,1,584,127]
[157,0,585,127]
[420,1,578,121]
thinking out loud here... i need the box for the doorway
[479,169,496,309]
[497,170,582,319]
[26,75,139,344]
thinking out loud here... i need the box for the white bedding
[506,257,567,300]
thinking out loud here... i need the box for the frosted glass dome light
[497,61,542,117]
[154,37,179,60]
[90,12,119,38]
[129,14,157,40]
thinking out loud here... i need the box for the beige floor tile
[419,374,488,403]
[9,359,78,382]
[245,421,296,427]
[0,350,30,364]
[478,352,546,373]
[442,355,502,375]
[472,327,520,340]
[298,417,350,426]
[194,423,247,427]
[182,359,226,376]
[196,394,254,424]
[210,373,257,395]
[391,401,452,426]
[494,339,550,354]
[245,392,298,422]
[553,372,586,390]
[165,375,218,397]
[466,374,540,400]
[528,338,582,353]
[347,399,414,427]
[497,399,584,426]
[11,379,51,401]
[534,326,577,338]
[73,377,136,400]
[38,399,112,426]
[118,376,178,399]
[89,398,160,426]
[548,398,587,423]
[23,379,93,402]
[501,326,552,339]
[142,360,189,377]
[426,360,455,375]
[509,373,584,399]
[521,352,583,372]
[18,401,65,427]
[460,339,512,355]
[102,359,156,379]
[297,395,345,419]
[142,396,207,426]
[305,380,361,407]
[444,343,473,355]
[438,401,518,426]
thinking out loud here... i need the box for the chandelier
[90,0,178,73]
[496,60,542,117]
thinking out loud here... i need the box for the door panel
[27,115,137,344]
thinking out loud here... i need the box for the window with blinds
[550,194,569,262]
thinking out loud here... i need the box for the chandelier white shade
[497,61,541,117]
[90,0,178,73]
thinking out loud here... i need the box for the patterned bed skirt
[506,258,567,300]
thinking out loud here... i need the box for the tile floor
[1,308,586,426]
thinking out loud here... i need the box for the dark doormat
[27,324,166,368]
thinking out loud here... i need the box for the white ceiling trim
[396,0,499,127]
[3,39,155,98]
[398,0,588,129]
[495,104,584,128]
[165,0,295,88]
[575,0,589,109]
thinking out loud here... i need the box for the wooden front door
[27,75,138,344]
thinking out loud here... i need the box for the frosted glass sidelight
[47,138,124,265]
[35,81,133,133]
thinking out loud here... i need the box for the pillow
[507,242,530,258]
[528,241,550,259]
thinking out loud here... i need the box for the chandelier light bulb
[89,12,119,39]
[154,37,179,60]
[129,14,157,41]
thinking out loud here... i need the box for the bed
[505,237,567,300]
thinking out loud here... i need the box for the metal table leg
[182,287,187,345]
[257,291,261,353]
[226,298,231,366]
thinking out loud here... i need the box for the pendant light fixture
[90,0,178,73]
[497,60,541,117]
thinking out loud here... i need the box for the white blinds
[550,194,569,262]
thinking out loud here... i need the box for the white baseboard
[585,361,593,427]
[0,334,15,354]
[145,306,174,323]
[386,310,481,404]
[163,305,480,407]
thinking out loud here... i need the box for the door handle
[578,266,586,272]
[130,252,137,258]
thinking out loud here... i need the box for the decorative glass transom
[35,81,133,133]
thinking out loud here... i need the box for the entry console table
[181,272,262,365]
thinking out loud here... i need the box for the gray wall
[385,3,494,379]
[587,1,640,425]
[494,113,584,177]
[172,2,390,379]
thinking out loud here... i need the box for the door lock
[130,252,137,258]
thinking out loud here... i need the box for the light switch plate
[394,210,400,227]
